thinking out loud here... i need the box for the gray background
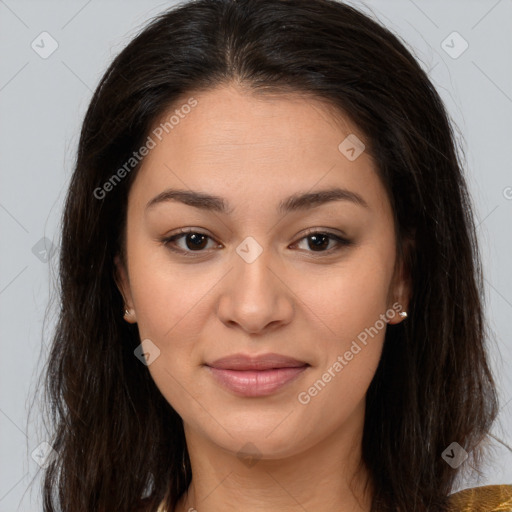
[0,0,511,510]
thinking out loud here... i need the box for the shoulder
[447,484,512,511]
[148,486,512,511]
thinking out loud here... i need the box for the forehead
[154,85,365,159]
[128,84,389,218]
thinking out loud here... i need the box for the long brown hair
[36,0,499,510]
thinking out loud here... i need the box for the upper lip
[206,353,309,370]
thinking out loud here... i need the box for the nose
[216,240,294,335]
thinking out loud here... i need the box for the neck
[173,405,373,512]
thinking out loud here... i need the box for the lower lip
[206,366,308,397]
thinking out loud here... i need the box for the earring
[399,311,408,319]
[124,308,130,317]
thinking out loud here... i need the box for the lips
[206,353,308,371]
[205,353,309,397]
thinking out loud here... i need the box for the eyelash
[161,228,352,257]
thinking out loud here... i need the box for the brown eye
[293,231,352,254]
[162,229,351,257]
[163,230,219,255]
[181,232,209,250]
[306,233,331,251]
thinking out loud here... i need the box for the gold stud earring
[399,311,408,319]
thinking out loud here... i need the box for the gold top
[447,484,512,511]
[156,484,512,511]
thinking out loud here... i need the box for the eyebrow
[145,187,368,215]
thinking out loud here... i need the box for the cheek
[129,257,211,415]
[294,261,390,434]
[295,343,382,443]
[292,248,392,409]
[296,250,394,343]
[127,237,215,340]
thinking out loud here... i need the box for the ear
[387,238,413,325]
[114,253,137,323]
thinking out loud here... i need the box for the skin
[115,83,410,512]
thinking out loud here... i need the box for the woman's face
[116,84,408,460]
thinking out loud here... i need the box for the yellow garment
[157,484,512,511]
[447,485,512,511]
